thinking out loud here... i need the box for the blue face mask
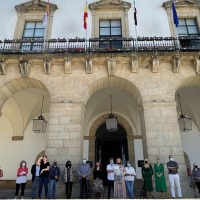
[110,161,113,165]
[127,164,131,167]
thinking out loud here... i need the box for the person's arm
[41,162,50,173]
[107,165,114,173]
[93,168,95,177]
[37,157,42,166]
[57,168,60,178]
[17,168,21,176]
[25,167,28,175]
[31,165,34,176]
[78,165,82,176]
[86,164,90,176]
[167,162,171,170]
[49,167,54,177]
[141,166,144,179]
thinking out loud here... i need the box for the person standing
[154,157,167,199]
[113,157,126,198]
[141,158,153,199]
[92,162,104,199]
[31,161,40,199]
[187,165,194,188]
[37,155,50,199]
[167,155,182,199]
[48,161,60,199]
[78,158,90,198]
[14,160,28,199]
[106,158,114,199]
[64,160,76,199]
[192,163,200,194]
[124,161,136,199]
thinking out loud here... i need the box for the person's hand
[55,176,58,179]
[40,170,43,174]
[151,177,154,180]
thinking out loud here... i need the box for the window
[177,18,199,36]
[99,20,122,49]
[22,21,45,50]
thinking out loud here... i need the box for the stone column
[45,102,84,170]
[142,101,193,198]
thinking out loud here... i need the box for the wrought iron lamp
[33,96,47,133]
[178,94,192,132]
[106,95,117,132]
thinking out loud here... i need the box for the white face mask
[170,158,173,161]
[83,160,86,164]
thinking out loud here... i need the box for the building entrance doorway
[95,123,128,185]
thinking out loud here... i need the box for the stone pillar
[142,101,193,198]
[45,103,84,170]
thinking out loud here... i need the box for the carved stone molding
[44,58,51,75]
[0,59,8,75]
[85,57,93,74]
[19,58,30,77]
[163,0,200,9]
[172,57,181,73]
[194,57,200,75]
[151,56,159,73]
[12,136,24,141]
[107,57,116,76]
[64,58,72,74]
[131,56,138,73]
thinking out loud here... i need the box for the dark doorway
[95,123,128,185]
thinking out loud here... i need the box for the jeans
[48,179,57,199]
[15,183,26,197]
[32,176,39,199]
[125,180,134,198]
[79,178,89,198]
[66,181,73,198]
[38,177,49,198]
[195,182,200,194]
[169,174,182,198]
[107,179,114,199]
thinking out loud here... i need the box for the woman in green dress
[141,158,153,199]
[154,157,167,199]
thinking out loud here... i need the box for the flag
[43,0,49,27]
[134,7,137,26]
[83,2,88,29]
[172,2,179,27]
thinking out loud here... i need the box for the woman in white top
[124,160,136,199]
[15,160,28,199]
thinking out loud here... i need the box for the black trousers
[65,180,73,199]
[79,178,89,198]
[196,182,200,194]
[107,179,114,199]
[15,183,26,197]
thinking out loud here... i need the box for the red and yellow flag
[43,0,49,27]
[83,2,88,29]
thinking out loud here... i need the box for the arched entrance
[95,123,128,185]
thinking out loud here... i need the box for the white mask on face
[83,160,86,164]
[170,158,173,161]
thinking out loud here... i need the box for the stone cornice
[163,0,200,9]
[89,0,131,11]
[15,0,58,12]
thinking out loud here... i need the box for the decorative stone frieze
[19,58,30,77]
[194,57,200,75]
[44,58,51,75]
[64,57,72,74]
[172,57,181,73]
[131,56,138,73]
[151,56,159,73]
[107,57,116,76]
[85,57,93,74]
[0,59,7,75]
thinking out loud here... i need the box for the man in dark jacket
[31,162,40,199]
[48,161,60,199]
[192,163,200,194]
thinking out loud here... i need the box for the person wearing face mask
[37,155,50,199]
[48,160,60,199]
[14,160,28,199]
[124,161,136,199]
[154,157,167,199]
[106,157,114,199]
[192,163,200,194]
[113,157,126,198]
[64,160,76,199]
[141,158,153,199]
[78,158,90,198]
[167,155,182,199]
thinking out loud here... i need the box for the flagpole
[43,0,49,53]
[133,0,138,51]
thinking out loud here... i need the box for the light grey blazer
[63,167,75,182]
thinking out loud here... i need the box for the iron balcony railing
[0,36,200,54]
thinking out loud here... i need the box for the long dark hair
[20,160,26,168]
[65,160,71,168]
[94,162,101,171]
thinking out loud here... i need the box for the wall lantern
[106,95,117,132]
[33,96,47,133]
[178,94,192,132]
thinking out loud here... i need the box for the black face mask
[144,161,148,164]
[195,166,198,168]
[53,162,57,167]
[67,163,71,167]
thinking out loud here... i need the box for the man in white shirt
[124,161,136,199]
[107,157,114,199]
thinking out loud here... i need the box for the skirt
[92,179,104,193]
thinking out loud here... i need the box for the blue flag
[172,2,179,27]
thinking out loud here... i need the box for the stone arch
[83,76,143,106]
[88,113,135,168]
[35,150,45,164]
[0,77,49,114]
[177,75,200,91]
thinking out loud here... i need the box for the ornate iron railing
[0,36,200,54]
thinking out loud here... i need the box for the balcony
[0,36,200,54]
